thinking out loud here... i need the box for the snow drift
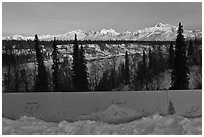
[2,104,202,135]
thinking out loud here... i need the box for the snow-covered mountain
[3,34,27,40]
[3,23,202,41]
[132,23,201,41]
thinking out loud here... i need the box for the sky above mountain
[2,2,202,37]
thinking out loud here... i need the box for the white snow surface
[2,104,202,135]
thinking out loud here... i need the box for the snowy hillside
[2,104,202,135]
[3,23,201,41]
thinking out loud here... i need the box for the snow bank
[2,114,201,135]
[2,104,202,135]
[77,104,143,124]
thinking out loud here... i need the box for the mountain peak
[7,34,25,40]
[100,29,119,35]
[154,22,169,28]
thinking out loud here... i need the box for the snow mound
[2,115,202,135]
[77,104,143,124]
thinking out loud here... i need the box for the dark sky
[2,2,202,36]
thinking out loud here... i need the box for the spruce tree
[134,61,144,90]
[187,39,194,66]
[14,49,20,92]
[152,51,158,75]
[78,45,89,91]
[147,48,154,83]
[72,34,89,91]
[34,34,49,91]
[60,56,73,92]
[125,51,130,84]
[170,22,189,90]
[19,68,29,92]
[142,50,146,80]
[167,100,175,115]
[193,38,198,65]
[157,46,165,72]
[188,39,194,57]
[134,50,147,89]
[52,37,60,91]
[168,42,174,69]
[72,34,80,91]
[148,48,153,70]
[119,63,125,84]
[121,63,125,83]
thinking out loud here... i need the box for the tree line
[3,39,182,50]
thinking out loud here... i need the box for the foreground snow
[2,114,201,135]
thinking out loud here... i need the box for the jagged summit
[154,22,169,27]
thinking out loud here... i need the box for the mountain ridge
[3,23,202,41]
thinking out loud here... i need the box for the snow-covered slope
[3,23,201,41]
